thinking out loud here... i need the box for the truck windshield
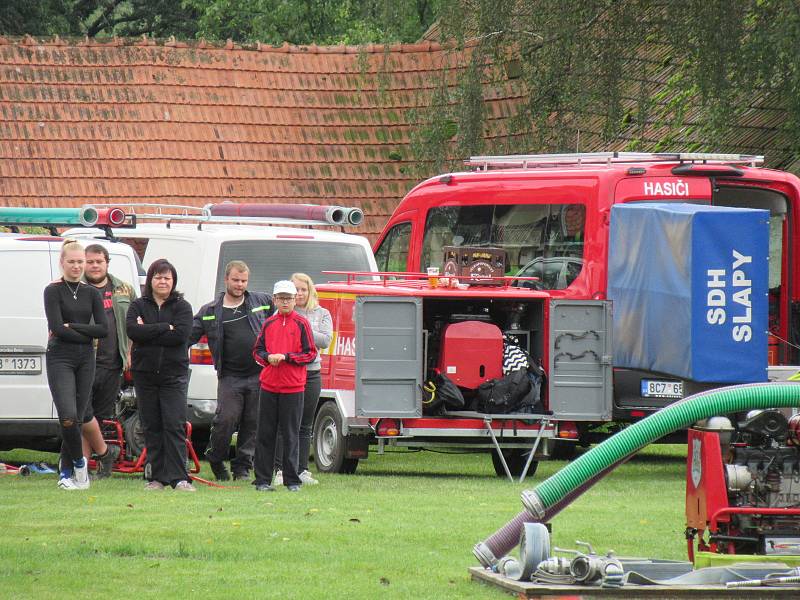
[216,240,372,294]
[421,203,586,289]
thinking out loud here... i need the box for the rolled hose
[474,382,800,567]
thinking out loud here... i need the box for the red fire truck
[313,152,800,477]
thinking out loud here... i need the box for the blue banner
[609,203,769,383]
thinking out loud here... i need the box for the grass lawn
[0,444,688,599]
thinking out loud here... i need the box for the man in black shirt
[81,244,135,478]
[189,261,274,481]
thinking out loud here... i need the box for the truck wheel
[549,440,577,461]
[491,448,538,478]
[313,402,359,474]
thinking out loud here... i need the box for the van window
[421,204,586,288]
[216,240,372,294]
[374,222,412,272]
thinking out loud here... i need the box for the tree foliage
[0,0,439,44]
[423,0,800,170]
[183,0,439,45]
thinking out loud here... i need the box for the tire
[491,448,538,478]
[313,402,359,474]
[549,440,577,461]
[122,411,146,458]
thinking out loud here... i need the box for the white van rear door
[106,246,140,293]
[0,243,55,418]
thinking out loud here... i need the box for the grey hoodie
[295,305,332,371]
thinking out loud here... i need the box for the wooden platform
[469,567,800,597]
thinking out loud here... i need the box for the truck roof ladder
[86,203,359,229]
[466,152,765,170]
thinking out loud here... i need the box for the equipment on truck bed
[686,409,800,566]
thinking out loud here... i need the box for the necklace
[64,280,80,301]
[224,299,245,315]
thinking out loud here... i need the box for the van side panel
[0,244,55,419]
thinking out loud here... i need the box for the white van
[66,222,378,434]
[0,233,141,450]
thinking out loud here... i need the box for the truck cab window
[374,222,412,272]
[421,203,586,289]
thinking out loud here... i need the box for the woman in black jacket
[126,259,194,491]
[44,239,108,490]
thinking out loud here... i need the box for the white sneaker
[72,458,90,490]
[299,470,319,485]
[273,470,283,486]
[58,476,78,490]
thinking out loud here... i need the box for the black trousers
[83,366,123,422]
[254,389,303,487]
[46,342,95,469]
[275,369,321,472]
[207,373,260,474]
[133,371,189,485]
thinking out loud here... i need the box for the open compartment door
[355,296,423,417]
[548,299,613,421]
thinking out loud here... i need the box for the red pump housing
[437,321,503,389]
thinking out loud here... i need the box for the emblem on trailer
[691,438,702,488]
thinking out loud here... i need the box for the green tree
[184,0,440,45]
[0,0,82,35]
[0,1,200,38]
[419,0,800,173]
[77,0,201,38]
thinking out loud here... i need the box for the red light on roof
[276,234,314,239]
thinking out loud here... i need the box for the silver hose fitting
[521,489,546,519]
[473,542,498,568]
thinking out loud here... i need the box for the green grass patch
[0,445,688,599]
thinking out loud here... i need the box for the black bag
[421,372,466,414]
[435,372,465,409]
[477,368,534,414]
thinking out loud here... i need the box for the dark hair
[84,244,110,262]
[144,259,179,299]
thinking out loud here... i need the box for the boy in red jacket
[252,280,317,491]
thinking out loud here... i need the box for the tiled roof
[0,36,495,240]
[1,35,797,244]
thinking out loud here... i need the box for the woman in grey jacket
[274,272,332,485]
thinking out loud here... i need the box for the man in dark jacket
[252,280,317,492]
[189,261,274,481]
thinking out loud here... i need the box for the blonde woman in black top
[43,239,108,490]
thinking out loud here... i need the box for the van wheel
[313,402,359,474]
[491,448,538,479]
